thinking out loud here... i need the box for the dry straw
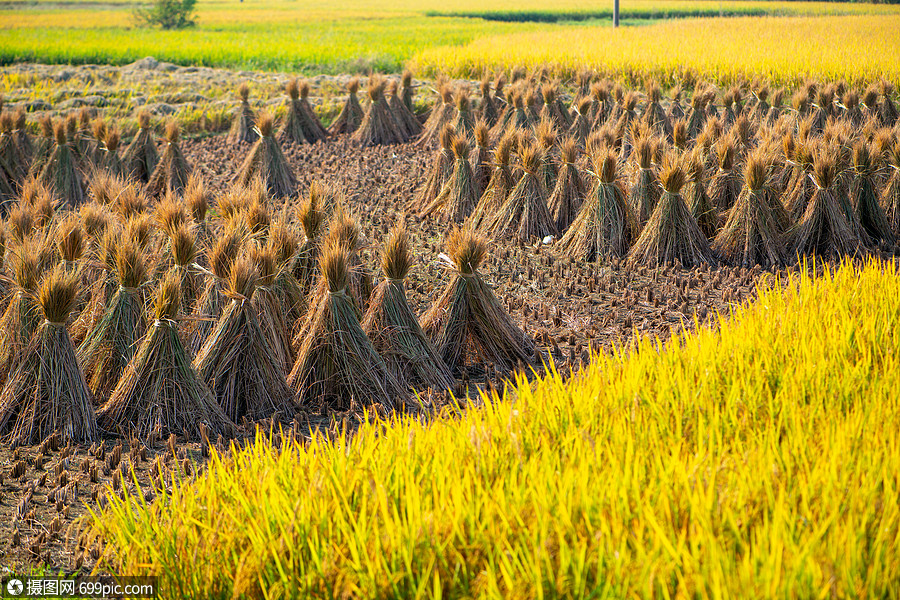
[123,111,159,183]
[850,140,893,245]
[362,224,454,392]
[423,134,478,223]
[352,75,405,146]
[628,151,716,267]
[471,120,492,200]
[468,131,515,232]
[295,79,328,143]
[421,227,536,374]
[487,142,556,242]
[479,76,499,127]
[712,148,787,268]
[188,226,243,357]
[882,142,900,237]
[327,77,364,136]
[0,264,97,445]
[414,123,456,211]
[388,79,423,140]
[228,82,259,144]
[560,148,636,261]
[628,127,661,228]
[708,135,743,215]
[39,121,85,207]
[237,111,296,198]
[288,237,409,412]
[418,82,457,148]
[685,150,718,239]
[76,238,149,403]
[249,244,295,375]
[194,256,297,423]
[98,271,234,441]
[0,236,53,384]
[792,146,862,258]
[547,136,586,233]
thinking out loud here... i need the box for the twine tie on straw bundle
[44,320,67,329]
[154,318,177,328]
[118,286,140,295]
[328,288,349,298]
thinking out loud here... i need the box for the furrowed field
[90,259,900,597]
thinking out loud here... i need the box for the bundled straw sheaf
[0,265,97,445]
[194,256,297,423]
[288,238,409,412]
[362,225,454,392]
[421,228,536,374]
[98,271,234,441]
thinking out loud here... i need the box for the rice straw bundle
[123,111,159,183]
[423,134,478,223]
[295,79,328,143]
[878,81,898,127]
[421,227,536,374]
[547,136,586,233]
[401,69,418,114]
[70,227,119,346]
[668,86,686,122]
[147,120,191,199]
[535,117,559,193]
[560,149,636,261]
[77,238,148,403]
[56,214,85,271]
[352,75,405,146]
[0,237,52,384]
[850,139,894,245]
[685,150,718,238]
[628,130,661,228]
[323,203,373,311]
[418,83,457,148]
[98,124,124,178]
[685,89,708,140]
[288,238,408,412]
[708,136,743,215]
[882,142,900,237]
[451,88,475,142]
[471,121,492,199]
[479,76,499,127]
[539,83,570,131]
[712,149,787,267]
[568,97,593,148]
[487,143,556,242]
[228,82,259,144]
[589,81,612,126]
[841,90,864,127]
[266,218,306,322]
[641,82,670,138]
[412,123,456,210]
[166,223,202,310]
[793,147,863,258]
[0,265,96,444]
[249,244,295,374]
[98,271,233,440]
[628,151,716,267]
[12,109,33,170]
[0,112,25,185]
[468,131,516,232]
[237,111,296,198]
[293,183,327,295]
[327,77,364,136]
[194,256,296,423]
[188,226,243,356]
[362,224,454,392]
[38,121,84,207]
[388,79,423,140]
[28,115,55,178]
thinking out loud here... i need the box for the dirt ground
[0,130,798,576]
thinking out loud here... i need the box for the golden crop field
[1,0,898,78]
[90,258,900,598]
[414,14,900,86]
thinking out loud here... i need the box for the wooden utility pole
[614,0,619,27]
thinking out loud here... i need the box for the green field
[1,0,899,75]
[90,258,900,598]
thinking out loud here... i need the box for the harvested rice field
[0,15,898,595]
